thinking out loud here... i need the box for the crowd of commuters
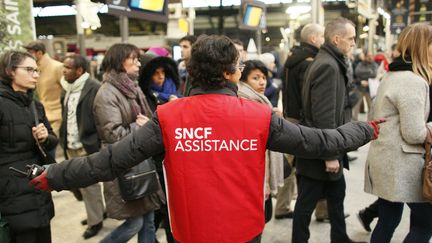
[0,17,431,243]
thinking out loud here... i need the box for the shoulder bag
[423,128,432,201]
[117,158,161,201]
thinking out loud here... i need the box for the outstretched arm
[267,113,374,157]
[44,114,164,191]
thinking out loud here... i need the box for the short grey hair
[324,17,355,43]
[300,24,324,43]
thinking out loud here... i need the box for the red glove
[368,118,386,140]
[29,170,53,192]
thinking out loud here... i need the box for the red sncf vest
[157,94,272,243]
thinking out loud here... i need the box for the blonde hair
[396,23,432,84]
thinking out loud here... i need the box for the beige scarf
[60,72,89,106]
[237,81,284,195]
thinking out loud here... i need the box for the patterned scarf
[103,71,153,118]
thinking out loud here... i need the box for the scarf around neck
[237,81,272,108]
[150,77,178,102]
[60,72,89,105]
[104,71,152,118]
[389,56,413,72]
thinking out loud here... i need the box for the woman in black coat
[0,51,58,243]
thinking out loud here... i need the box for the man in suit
[59,54,104,239]
[293,18,364,243]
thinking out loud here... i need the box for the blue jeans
[100,211,155,243]
[371,198,432,243]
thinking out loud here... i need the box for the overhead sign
[413,0,432,23]
[390,0,409,34]
[106,0,168,23]
[239,0,266,30]
[0,0,35,52]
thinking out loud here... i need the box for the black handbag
[117,158,161,201]
[30,101,56,165]
[0,213,10,243]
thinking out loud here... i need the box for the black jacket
[354,60,378,93]
[298,43,350,180]
[46,86,373,191]
[59,78,101,158]
[0,84,57,232]
[282,42,319,120]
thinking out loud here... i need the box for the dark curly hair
[187,35,239,90]
[240,60,268,82]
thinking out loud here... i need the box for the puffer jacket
[0,84,57,232]
[93,80,164,220]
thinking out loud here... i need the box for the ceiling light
[285,5,311,15]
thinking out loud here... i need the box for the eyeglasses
[129,57,140,65]
[237,63,246,72]
[15,66,40,75]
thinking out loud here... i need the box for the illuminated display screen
[129,0,165,12]
[243,4,263,28]
[107,0,168,22]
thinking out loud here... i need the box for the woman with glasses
[93,43,164,243]
[0,50,58,243]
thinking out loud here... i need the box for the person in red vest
[29,35,383,243]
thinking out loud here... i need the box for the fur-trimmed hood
[138,54,180,108]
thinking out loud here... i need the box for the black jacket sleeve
[267,112,373,157]
[46,113,164,191]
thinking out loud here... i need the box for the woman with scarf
[364,23,432,243]
[0,51,58,243]
[237,60,284,224]
[93,43,164,243]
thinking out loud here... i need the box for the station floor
[51,139,411,242]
